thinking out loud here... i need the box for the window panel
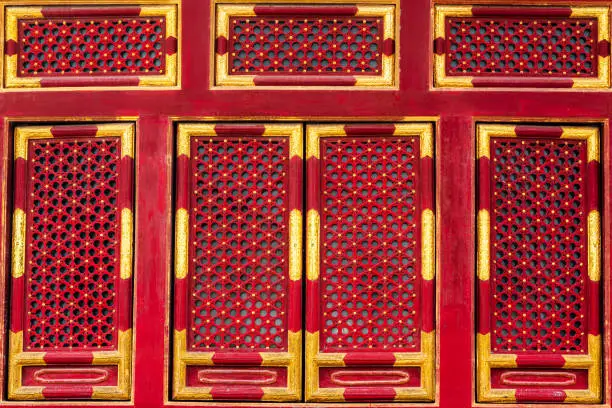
[172,123,302,401]
[433,5,610,89]
[476,124,602,403]
[8,123,134,400]
[214,3,397,88]
[305,123,435,402]
[4,4,178,88]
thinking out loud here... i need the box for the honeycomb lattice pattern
[189,137,290,350]
[446,17,598,77]
[490,138,588,353]
[320,137,421,351]
[229,17,383,74]
[25,138,120,350]
[18,16,167,77]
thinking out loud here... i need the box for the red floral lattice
[446,17,597,77]
[320,137,421,351]
[229,17,383,74]
[18,17,166,77]
[25,138,120,350]
[189,137,290,350]
[490,138,588,353]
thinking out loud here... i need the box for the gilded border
[172,123,303,402]
[305,123,435,402]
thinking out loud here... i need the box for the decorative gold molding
[306,209,320,281]
[421,209,435,281]
[289,209,302,282]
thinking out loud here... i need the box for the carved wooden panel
[4,4,178,88]
[476,124,601,403]
[8,123,134,400]
[433,6,610,88]
[214,3,396,88]
[172,123,302,401]
[305,123,435,402]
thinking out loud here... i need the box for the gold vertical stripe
[289,209,302,281]
[477,209,490,281]
[588,210,601,282]
[421,209,435,281]
[304,331,320,401]
[120,208,133,280]
[11,209,26,279]
[306,209,319,281]
[175,208,189,279]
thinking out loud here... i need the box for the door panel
[305,123,435,402]
[8,123,134,400]
[172,123,302,401]
[476,123,602,403]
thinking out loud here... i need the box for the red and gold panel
[8,123,134,400]
[173,123,302,401]
[305,123,435,402]
[433,6,610,89]
[214,3,396,88]
[477,124,601,403]
[4,3,178,89]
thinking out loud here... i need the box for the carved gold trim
[120,208,134,280]
[306,209,320,281]
[174,208,189,280]
[477,209,490,281]
[477,124,517,159]
[96,123,135,158]
[289,209,302,282]
[8,329,132,400]
[588,210,601,282]
[421,209,435,281]
[11,209,26,279]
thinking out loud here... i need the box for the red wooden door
[0,1,609,407]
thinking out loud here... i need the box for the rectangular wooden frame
[304,123,436,402]
[213,2,397,89]
[3,2,179,89]
[172,122,303,402]
[476,123,602,403]
[433,5,610,89]
[8,122,135,400]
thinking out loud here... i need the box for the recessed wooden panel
[476,124,602,403]
[214,3,396,88]
[4,4,178,88]
[172,123,302,402]
[305,123,435,402]
[433,6,610,88]
[8,123,134,400]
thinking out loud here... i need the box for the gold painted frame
[476,123,602,403]
[213,2,397,89]
[4,3,179,89]
[172,123,303,402]
[433,6,610,89]
[8,123,134,400]
[305,123,436,402]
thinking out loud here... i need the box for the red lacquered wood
[0,0,609,406]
